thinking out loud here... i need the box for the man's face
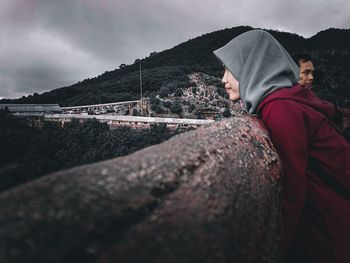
[222,68,240,101]
[298,61,314,87]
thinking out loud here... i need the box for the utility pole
[139,60,143,115]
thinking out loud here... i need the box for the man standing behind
[293,53,314,87]
[294,53,345,133]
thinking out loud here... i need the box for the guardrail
[44,114,214,126]
[60,100,141,110]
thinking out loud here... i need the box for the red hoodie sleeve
[260,99,309,249]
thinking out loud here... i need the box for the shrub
[174,88,183,97]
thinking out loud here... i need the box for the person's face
[298,61,314,87]
[222,68,240,101]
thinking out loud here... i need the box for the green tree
[155,105,164,114]
[170,101,182,114]
[159,87,170,98]
[132,109,140,116]
[188,104,196,113]
[192,86,197,94]
[163,101,172,108]
[174,88,183,97]
[223,108,232,117]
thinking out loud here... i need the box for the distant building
[0,104,62,116]
[0,104,62,128]
[198,108,220,120]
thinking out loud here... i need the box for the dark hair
[292,53,313,66]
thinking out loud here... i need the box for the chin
[230,95,240,101]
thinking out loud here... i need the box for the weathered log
[0,115,283,263]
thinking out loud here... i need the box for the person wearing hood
[213,30,350,263]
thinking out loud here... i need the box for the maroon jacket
[258,85,350,263]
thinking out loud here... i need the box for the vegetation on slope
[2,26,349,107]
[0,109,182,192]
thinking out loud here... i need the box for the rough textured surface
[0,115,283,263]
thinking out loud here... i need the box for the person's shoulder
[259,94,304,116]
[258,96,309,129]
[258,86,305,111]
[260,99,302,117]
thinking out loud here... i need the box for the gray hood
[213,30,299,114]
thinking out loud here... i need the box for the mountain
[2,26,350,108]
[307,28,350,49]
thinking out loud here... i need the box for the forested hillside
[2,26,349,107]
[0,109,183,192]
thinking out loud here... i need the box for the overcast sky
[1,0,349,99]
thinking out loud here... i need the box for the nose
[307,74,313,84]
[222,71,227,84]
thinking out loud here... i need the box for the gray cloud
[1,0,349,99]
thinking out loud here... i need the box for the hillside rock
[149,72,242,119]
